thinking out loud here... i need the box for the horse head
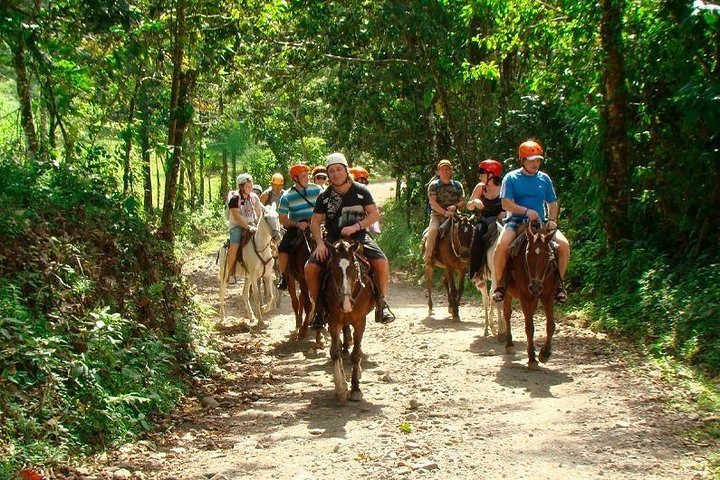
[262,203,282,242]
[524,222,556,297]
[328,239,367,314]
[452,213,475,259]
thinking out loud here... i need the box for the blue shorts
[229,226,243,244]
[504,216,528,232]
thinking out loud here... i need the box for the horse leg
[443,271,453,316]
[260,269,275,313]
[329,319,348,404]
[342,324,352,354]
[349,320,365,402]
[425,264,434,317]
[538,297,556,363]
[479,277,491,336]
[251,277,264,324]
[241,275,255,323]
[288,277,301,330]
[455,267,466,321]
[503,295,514,353]
[521,298,540,370]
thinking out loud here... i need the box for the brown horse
[502,222,559,369]
[424,213,475,321]
[323,239,375,404]
[286,228,315,336]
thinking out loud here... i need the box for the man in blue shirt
[492,140,570,303]
[276,163,322,290]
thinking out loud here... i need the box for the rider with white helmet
[305,152,395,328]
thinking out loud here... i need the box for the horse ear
[270,202,277,211]
[468,214,476,224]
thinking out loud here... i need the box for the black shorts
[279,227,302,254]
[308,234,386,265]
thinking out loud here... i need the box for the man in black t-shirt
[305,152,395,329]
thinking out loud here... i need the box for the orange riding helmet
[349,166,369,180]
[518,140,544,160]
[289,163,309,179]
[478,159,502,178]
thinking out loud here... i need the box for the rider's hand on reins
[314,242,329,261]
[340,225,358,237]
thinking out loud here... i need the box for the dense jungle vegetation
[1,0,718,475]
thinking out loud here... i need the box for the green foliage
[376,199,425,271]
[0,153,218,472]
[572,239,720,375]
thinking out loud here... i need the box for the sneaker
[375,301,396,324]
[276,274,287,291]
[554,287,568,303]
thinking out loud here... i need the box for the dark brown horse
[424,213,475,321]
[502,223,559,369]
[286,228,315,337]
[323,239,375,404]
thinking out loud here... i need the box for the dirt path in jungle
[94,181,715,480]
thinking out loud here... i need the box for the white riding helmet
[236,173,253,186]
[326,152,348,169]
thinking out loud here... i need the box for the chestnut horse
[424,213,475,321]
[502,222,559,369]
[286,228,315,337]
[322,239,375,404]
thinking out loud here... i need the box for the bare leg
[226,243,240,281]
[492,229,516,301]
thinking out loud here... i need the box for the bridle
[330,242,369,309]
[523,222,556,297]
[450,215,473,260]
[251,210,280,278]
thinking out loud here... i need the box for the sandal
[492,286,505,302]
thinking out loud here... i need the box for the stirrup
[276,275,287,291]
[375,301,396,324]
[492,286,505,302]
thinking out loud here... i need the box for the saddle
[236,226,256,266]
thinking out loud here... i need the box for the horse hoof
[349,390,363,402]
[335,392,348,405]
[528,361,540,371]
[539,349,552,363]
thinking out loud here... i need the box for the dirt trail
[89,180,715,480]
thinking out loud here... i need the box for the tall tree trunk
[122,78,141,195]
[11,32,39,160]
[221,147,228,201]
[198,137,205,206]
[160,0,196,241]
[140,100,153,212]
[177,162,185,212]
[600,0,630,245]
[231,150,237,184]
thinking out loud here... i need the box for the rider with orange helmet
[260,172,285,206]
[349,166,370,185]
[466,159,505,283]
[491,140,570,303]
[275,163,322,290]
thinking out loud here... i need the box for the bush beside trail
[0,158,217,476]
